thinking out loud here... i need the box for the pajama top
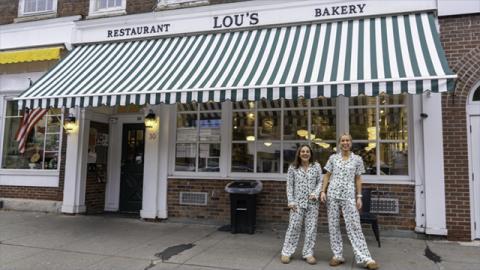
[324,153,365,201]
[286,162,323,209]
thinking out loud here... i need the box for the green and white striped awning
[17,12,455,109]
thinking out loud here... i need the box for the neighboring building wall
[0,1,18,25]
[440,14,480,241]
[58,0,89,17]
[168,179,416,231]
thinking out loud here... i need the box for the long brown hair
[292,144,314,169]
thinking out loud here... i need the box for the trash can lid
[225,180,263,194]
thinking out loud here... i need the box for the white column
[61,108,89,214]
[140,107,160,219]
[412,95,426,232]
[422,93,447,235]
[157,104,172,219]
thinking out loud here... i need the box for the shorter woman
[280,144,322,265]
[320,134,379,270]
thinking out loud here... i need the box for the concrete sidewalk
[0,211,479,270]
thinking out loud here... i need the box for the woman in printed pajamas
[280,144,322,265]
[320,133,379,270]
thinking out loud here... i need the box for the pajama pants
[281,202,319,258]
[327,198,373,264]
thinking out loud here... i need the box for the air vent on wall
[371,198,399,214]
[179,192,208,206]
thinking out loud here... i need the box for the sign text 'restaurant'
[107,24,171,38]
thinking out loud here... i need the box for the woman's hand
[356,198,363,210]
[288,203,298,212]
[320,191,327,203]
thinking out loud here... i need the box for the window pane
[200,102,222,111]
[98,0,107,9]
[379,93,406,105]
[175,143,196,171]
[47,115,61,133]
[257,111,280,140]
[176,113,197,142]
[45,134,60,151]
[108,0,115,8]
[349,96,376,106]
[24,0,36,12]
[44,151,58,169]
[311,97,336,107]
[233,100,255,110]
[115,0,122,6]
[6,101,19,117]
[198,144,220,172]
[256,142,280,173]
[352,142,376,175]
[232,111,255,141]
[379,107,408,140]
[349,108,376,140]
[473,87,480,101]
[284,98,308,108]
[258,99,281,109]
[311,109,336,141]
[284,110,308,140]
[177,103,197,112]
[2,117,28,169]
[380,143,408,175]
[232,143,254,172]
[38,0,46,11]
[199,112,221,141]
[311,142,336,171]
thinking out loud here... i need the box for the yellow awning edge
[0,47,63,64]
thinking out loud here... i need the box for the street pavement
[0,210,479,270]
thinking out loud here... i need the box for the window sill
[0,169,59,187]
[87,9,127,19]
[156,0,209,11]
[14,12,57,23]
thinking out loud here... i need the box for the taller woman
[280,144,322,265]
[320,133,379,270]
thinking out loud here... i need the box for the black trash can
[225,180,262,234]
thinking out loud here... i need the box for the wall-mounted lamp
[64,114,77,133]
[144,110,157,128]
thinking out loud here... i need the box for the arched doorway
[468,82,480,239]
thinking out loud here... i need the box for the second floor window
[97,0,122,10]
[21,0,55,14]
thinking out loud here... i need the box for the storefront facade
[0,0,478,240]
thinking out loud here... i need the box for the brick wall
[0,0,18,25]
[58,0,88,18]
[439,14,480,241]
[168,179,415,231]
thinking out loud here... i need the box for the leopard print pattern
[327,198,373,264]
[281,202,319,258]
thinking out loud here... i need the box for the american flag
[15,108,48,154]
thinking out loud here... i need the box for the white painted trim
[412,94,426,232]
[157,104,173,219]
[467,80,480,240]
[0,15,80,31]
[0,172,59,187]
[422,93,447,235]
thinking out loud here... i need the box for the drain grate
[371,198,399,214]
[179,192,208,206]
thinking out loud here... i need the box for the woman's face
[339,135,352,151]
[299,146,311,162]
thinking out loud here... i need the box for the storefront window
[175,102,221,172]
[232,98,337,174]
[349,95,408,176]
[2,101,62,170]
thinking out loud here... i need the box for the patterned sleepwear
[324,153,373,264]
[281,162,322,258]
